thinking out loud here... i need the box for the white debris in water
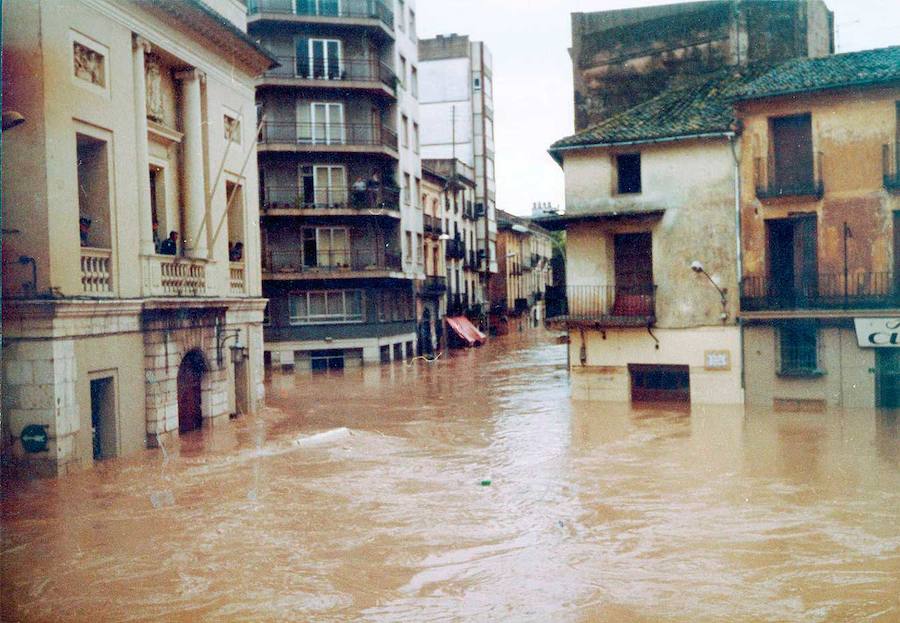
[293,427,352,447]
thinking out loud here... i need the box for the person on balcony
[160,231,178,255]
[352,177,367,207]
[367,170,381,207]
[79,215,92,247]
[229,241,244,262]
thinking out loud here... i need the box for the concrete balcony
[545,285,656,328]
[259,56,396,99]
[142,255,207,297]
[247,0,394,39]
[260,185,400,217]
[258,121,398,158]
[262,248,403,280]
[80,247,114,296]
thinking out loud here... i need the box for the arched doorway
[177,349,207,433]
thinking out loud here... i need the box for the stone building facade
[1,0,274,476]
[571,0,833,131]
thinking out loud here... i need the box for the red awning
[446,316,486,346]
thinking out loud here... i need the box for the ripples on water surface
[2,331,899,622]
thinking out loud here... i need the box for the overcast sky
[416,0,900,216]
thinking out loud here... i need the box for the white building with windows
[249,0,424,370]
[419,34,498,315]
[1,0,275,476]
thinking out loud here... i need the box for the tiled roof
[734,46,900,101]
[550,68,758,155]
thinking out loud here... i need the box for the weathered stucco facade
[551,139,744,404]
[571,0,833,130]
[1,0,273,476]
[735,56,899,409]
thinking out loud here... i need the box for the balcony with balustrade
[262,247,403,280]
[80,247,114,296]
[141,255,208,297]
[260,184,400,217]
[247,0,395,39]
[545,285,657,328]
[259,56,396,98]
[258,121,398,158]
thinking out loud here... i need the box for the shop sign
[854,318,900,348]
[704,350,731,370]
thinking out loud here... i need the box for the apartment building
[1,0,274,476]
[735,47,900,409]
[423,158,479,314]
[419,34,498,321]
[247,0,423,370]
[490,210,554,333]
[419,164,447,352]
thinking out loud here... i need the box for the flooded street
[2,331,899,622]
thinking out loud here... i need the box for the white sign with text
[854,318,900,348]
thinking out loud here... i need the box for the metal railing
[424,214,443,236]
[247,0,394,28]
[81,247,113,295]
[263,56,396,88]
[423,276,447,293]
[754,152,824,199]
[260,185,400,211]
[545,285,657,324]
[264,248,401,273]
[445,238,465,260]
[741,272,897,311]
[258,121,398,150]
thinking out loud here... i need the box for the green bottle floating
[480,480,492,486]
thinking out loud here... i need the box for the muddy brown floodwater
[2,331,899,622]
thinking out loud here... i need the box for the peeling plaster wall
[562,138,739,329]
[738,87,899,281]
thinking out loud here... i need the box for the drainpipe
[728,129,746,393]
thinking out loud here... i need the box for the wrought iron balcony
[741,272,897,312]
[754,153,824,200]
[445,238,466,260]
[545,285,657,326]
[423,276,447,294]
[263,248,402,275]
[260,185,399,212]
[247,0,394,29]
[262,56,396,90]
[423,214,443,237]
[258,122,398,152]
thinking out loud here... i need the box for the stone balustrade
[80,247,113,295]
[229,262,246,295]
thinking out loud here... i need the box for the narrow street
[2,331,899,622]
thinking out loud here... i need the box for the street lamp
[691,260,728,322]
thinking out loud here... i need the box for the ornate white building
[1,0,275,476]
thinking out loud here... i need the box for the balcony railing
[545,285,657,325]
[140,256,207,297]
[754,152,824,200]
[247,0,394,29]
[423,276,447,294]
[264,248,402,274]
[741,272,897,311]
[424,214,443,237]
[261,185,400,211]
[263,56,396,89]
[258,122,398,151]
[445,238,466,260]
[229,262,246,295]
[81,247,113,295]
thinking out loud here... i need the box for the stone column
[132,35,155,256]
[176,69,207,259]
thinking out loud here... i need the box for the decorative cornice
[174,68,206,84]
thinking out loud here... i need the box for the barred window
[779,322,819,374]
